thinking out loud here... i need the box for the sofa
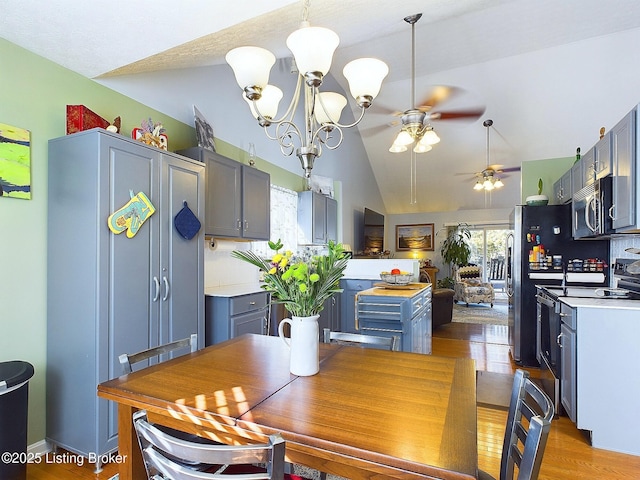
[432,288,455,328]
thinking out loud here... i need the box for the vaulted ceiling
[2,0,640,213]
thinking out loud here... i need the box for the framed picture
[396,223,434,251]
[193,105,216,152]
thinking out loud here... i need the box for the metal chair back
[133,409,287,479]
[119,334,198,374]
[479,369,554,480]
[322,328,398,351]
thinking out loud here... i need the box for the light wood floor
[27,323,640,479]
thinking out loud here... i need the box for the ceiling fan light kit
[474,119,505,192]
[226,0,388,178]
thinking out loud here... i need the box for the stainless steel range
[536,259,640,415]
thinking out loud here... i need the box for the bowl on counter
[380,272,413,285]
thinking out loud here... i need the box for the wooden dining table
[97,334,477,480]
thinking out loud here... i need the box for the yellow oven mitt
[108,191,155,238]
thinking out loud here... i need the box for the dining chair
[119,333,198,374]
[322,328,398,351]
[133,409,310,479]
[478,369,554,480]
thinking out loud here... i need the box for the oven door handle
[536,294,555,308]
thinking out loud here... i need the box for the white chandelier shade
[343,58,389,101]
[286,26,339,76]
[314,92,347,124]
[244,85,283,120]
[225,46,275,91]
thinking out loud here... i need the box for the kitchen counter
[557,296,640,309]
[359,282,431,299]
[205,283,265,297]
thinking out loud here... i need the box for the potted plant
[439,225,472,285]
[231,239,349,376]
[526,178,549,206]
[440,225,471,268]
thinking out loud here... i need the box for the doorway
[466,226,512,320]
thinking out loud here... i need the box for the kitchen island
[356,282,432,354]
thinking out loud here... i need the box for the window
[251,185,298,257]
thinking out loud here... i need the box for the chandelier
[389,14,441,154]
[226,0,388,178]
[474,119,504,191]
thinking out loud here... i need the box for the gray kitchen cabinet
[552,168,573,204]
[356,285,432,354]
[559,302,577,423]
[593,132,612,180]
[47,129,205,464]
[610,106,637,231]
[571,155,584,196]
[178,147,270,240]
[318,294,341,334]
[581,134,611,186]
[298,190,338,245]
[205,292,269,345]
[340,279,376,333]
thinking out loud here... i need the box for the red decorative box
[66,105,110,134]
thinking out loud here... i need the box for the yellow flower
[272,253,283,263]
[298,283,307,292]
[309,273,320,283]
[285,250,293,258]
[268,267,277,275]
[279,257,289,268]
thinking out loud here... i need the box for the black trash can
[0,361,35,480]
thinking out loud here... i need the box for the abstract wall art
[0,122,31,199]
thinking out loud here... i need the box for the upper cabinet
[179,147,270,240]
[552,168,573,204]
[610,107,637,231]
[581,133,612,187]
[298,190,338,245]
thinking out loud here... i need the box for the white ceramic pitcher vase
[278,315,320,376]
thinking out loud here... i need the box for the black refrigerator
[507,204,609,366]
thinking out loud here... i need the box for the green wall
[521,156,576,202]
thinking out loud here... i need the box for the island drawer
[230,292,269,315]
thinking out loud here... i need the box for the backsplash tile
[611,235,640,263]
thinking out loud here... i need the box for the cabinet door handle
[249,301,256,305]
[354,293,359,331]
[557,333,564,347]
[153,276,160,302]
[162,276,170,301]
[244,220,249,231]
[236,219,242,229]
[609,204,616,221]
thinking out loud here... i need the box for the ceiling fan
[467,119,521,191]
[385,13,485,153]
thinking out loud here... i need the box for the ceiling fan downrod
[404,14,422,110]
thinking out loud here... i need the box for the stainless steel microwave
[572,176,614,239]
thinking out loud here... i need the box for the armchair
[454,265,495,307]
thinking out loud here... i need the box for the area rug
[452,300,508,325]
[293,465,347,479]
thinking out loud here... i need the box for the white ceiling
[2,0,640,214]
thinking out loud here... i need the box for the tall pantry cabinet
[46,129,205,463]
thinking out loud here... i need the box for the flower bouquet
[231,239,349,316]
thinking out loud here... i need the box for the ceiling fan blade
[417,86,462,111]
[370,103,403,116]
[359,123,395,137]
[499,166,522,173]
[429,107,486,121]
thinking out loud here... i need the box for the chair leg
[320,473,327,480]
